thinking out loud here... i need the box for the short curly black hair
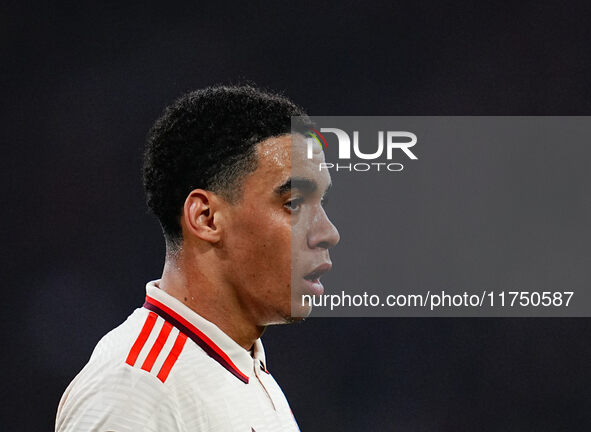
[143,84,309,247]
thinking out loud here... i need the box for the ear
[182,189,224,243]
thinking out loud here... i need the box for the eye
[321,196,329,208]
[285,198,304,212]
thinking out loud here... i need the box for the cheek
[229,211,292,278]
[289,210,312,266]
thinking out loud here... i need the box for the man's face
[222,134,339,325]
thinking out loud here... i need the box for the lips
[302,263,332,296]
[304,263,332,281]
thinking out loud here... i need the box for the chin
[287,298,314,320]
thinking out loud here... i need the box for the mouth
[302,263,332,296]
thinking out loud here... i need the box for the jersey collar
[144,280,267,384]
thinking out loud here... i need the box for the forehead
[251,134,331,191]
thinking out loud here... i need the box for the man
[55,85,340,431]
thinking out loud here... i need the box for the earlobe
[183,190,222,243]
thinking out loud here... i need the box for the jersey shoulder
[56,309,199,432]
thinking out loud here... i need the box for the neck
[158,254,265,351]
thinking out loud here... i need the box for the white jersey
[56,281,301,432]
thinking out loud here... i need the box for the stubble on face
[219,136,295,325]
[220,134,335,326]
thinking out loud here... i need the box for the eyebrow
[274,177,332,197]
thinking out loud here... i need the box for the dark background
[3,1,591,430]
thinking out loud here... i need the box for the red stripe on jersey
[144,295,250,383]
[157,332,188,382]
[126,312,158,367]
[141,321,173,372]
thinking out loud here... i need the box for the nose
[307,207,340,250]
